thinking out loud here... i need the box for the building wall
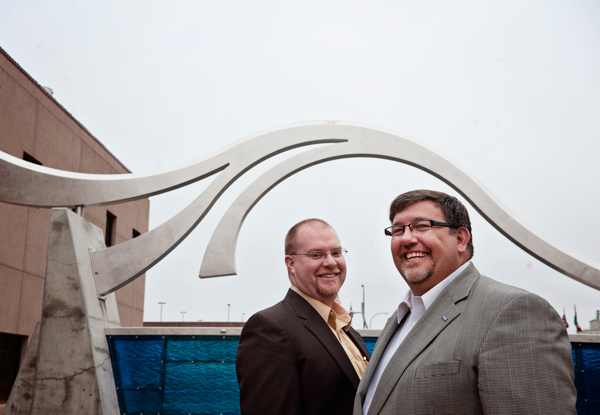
[0,48,150,345]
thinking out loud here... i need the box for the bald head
[285,218,334,255]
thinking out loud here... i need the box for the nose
[322,252,338,267]
[398,227,417,245]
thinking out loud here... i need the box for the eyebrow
[392,217,429,226]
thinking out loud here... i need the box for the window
[23,152,42,166]
[0,333,26,403]
[105,211,117,247]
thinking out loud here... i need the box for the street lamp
[369,312,388,329]
[158,302,166,322]
[227,304,230,322]
[241,312,246,322]
[180,311,186,322]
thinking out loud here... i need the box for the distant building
[0,47,149,404]
[582,310,600,335]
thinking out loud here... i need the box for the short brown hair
[285,219,333,255]
[389,189,474,258]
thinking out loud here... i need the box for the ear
[285,255,295,273]
[455,227,470,254]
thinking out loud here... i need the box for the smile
[318,273,339,279]
[405,252,428,259]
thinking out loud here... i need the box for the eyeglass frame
[384,220,457,237]
[289,249,348,261]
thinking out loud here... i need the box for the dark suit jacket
[354,263,576,415]
[236,289,370,415]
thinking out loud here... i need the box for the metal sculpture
[2,121,599,414]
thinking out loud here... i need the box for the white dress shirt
[362,261,471,414]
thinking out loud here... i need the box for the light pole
[361,284,368,328]
[180,311,186,322]
[369,312,388,329]
[227,304,230,322]
[158,302,166,322]
[241,312,246,322]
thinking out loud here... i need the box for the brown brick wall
[0,49,150,340]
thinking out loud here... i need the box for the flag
[574,305,582,332]
[562,308,569,329]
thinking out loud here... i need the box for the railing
[106,328,600,415]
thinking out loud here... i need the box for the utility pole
[361,284,368,328]
[158,302,166,322]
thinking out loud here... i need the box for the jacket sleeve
[236,312,302,415]
[477,292,577,414]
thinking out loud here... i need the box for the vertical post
[158,302,166,322]
[180,311,186,322]
[227,304,230,323]
[361,284,368,328]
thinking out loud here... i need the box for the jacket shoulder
[475,274,529,296]
[243,291,308,331]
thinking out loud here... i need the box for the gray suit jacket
[354,263,576,415]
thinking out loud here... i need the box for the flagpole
[574,304,582,333]
[561,308,569,330]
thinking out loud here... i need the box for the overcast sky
[2,1,599,331]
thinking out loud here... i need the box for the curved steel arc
[199,125,600,291]
[90,122,352,295]
[0,123,346,208]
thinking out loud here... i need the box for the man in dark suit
[355,189,576,415]
[236,219,370,415]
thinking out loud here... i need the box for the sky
[1,0,599,331]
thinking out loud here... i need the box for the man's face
[390,201,468,296]
[285,225,346,306]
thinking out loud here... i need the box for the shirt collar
[291,285,352,330]
[397,261,471,323]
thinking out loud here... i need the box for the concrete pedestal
[5,209,121,415]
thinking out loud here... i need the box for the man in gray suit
[355,189,576,415]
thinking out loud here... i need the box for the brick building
[0,47,149,404]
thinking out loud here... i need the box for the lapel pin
[442,315,448,322]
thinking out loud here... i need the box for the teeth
[406,252,427,259]
[320,273,337,278]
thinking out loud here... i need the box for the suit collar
[284,289,364,389]
[445,261,479,303]
[361,264,480,415]
[290,285,353,331]
[395,261,472,324]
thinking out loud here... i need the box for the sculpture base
[5,209,121,415]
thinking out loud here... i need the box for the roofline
[0,46,131,173]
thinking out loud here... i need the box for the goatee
[400,262,433,285]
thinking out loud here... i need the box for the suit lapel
[347,327,371,361]
[285,290,362,389]
[355,312,400,405]
[367,264,480,415]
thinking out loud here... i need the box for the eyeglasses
[384,220,456,237]
[289,249,348,261]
